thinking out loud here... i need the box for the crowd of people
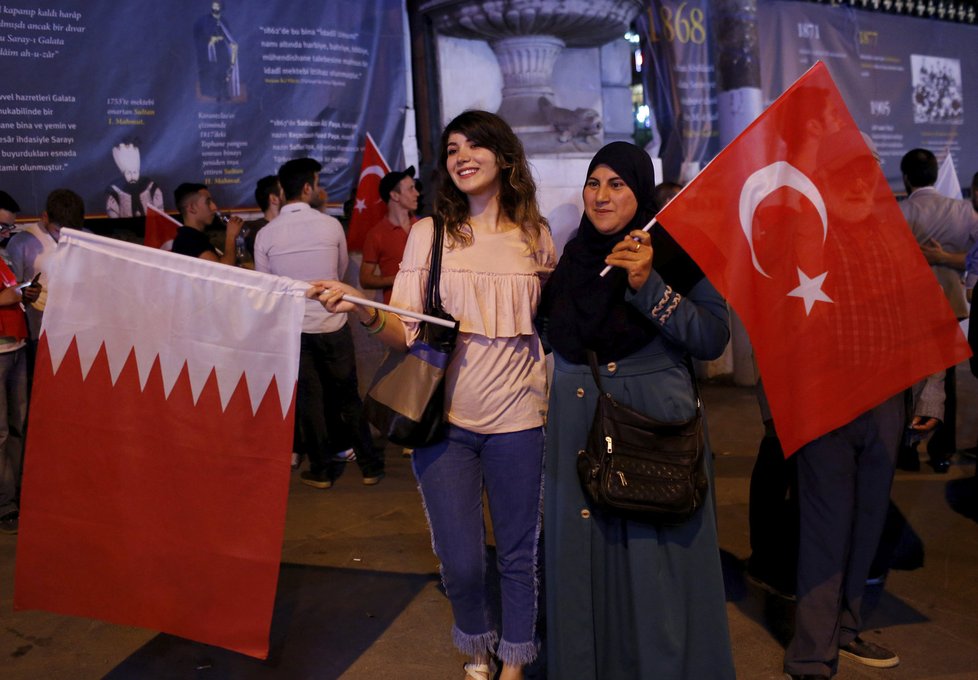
[1,111,976,679]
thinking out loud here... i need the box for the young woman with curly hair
[314,110,555,680]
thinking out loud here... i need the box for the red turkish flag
[143,204,180,250]
[15,230,307,658]
[656,62,970,455]
[346,132,390,252]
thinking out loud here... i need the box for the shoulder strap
[425,215,445,315]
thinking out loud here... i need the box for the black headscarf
[540,141,704,364]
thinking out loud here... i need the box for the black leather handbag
[362,218,458,447]
[577,351,708,525]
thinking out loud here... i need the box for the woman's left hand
[606,229,653,290]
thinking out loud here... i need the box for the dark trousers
[747,432,798,595]
[296,326,382,479]
[926,366,956,458]
[784,395,902,678]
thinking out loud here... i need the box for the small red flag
[346,132,390,252]
[656,61,970,455]
[143,204,180,250]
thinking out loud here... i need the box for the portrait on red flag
[655,61,969,455]
[346,133,391,252]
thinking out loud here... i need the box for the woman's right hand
[307,280,370,320]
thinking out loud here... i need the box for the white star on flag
[355,198,366,213]
[787,267,833,315]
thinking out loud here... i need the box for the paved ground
[2,365,976,679]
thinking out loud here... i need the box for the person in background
[0,191,21,256]
[171,183,243,265]
[255,158,384,488]
[0,190,40,535]
[7,188,85,364]
[779,132,945,680]
[899,149,978,472]
[241,175,283,265]
[651,180,683,212]
[313,110,555,680]
[360,167,419,304]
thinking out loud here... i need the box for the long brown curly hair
[434,110,547,251]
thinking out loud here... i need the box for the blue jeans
[412,424,544,666]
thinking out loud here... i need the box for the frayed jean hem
[452,626,498,658]
[497,638,539,666]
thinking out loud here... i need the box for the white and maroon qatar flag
[656,62,970,456]
[14,230,306,658]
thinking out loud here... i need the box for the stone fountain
[418,0,643,154]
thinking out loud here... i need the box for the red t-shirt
[361,216,416,303]
[0,259,27,340]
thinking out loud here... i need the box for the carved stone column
[493,36,565,124]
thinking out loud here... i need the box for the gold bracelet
[359,307,379,327]
[366,310,387,335]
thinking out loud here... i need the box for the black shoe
[927,455,951,474]
[299,471,333,489]
[839,636,899,668]
[362,470,385,486]
[746,560,796,601]
[0,510,18,535]
[783,673,830,679]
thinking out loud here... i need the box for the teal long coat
[544,271,736,680]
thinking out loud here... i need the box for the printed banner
[757,0,978,192]
[0,1,407,217]
[14,230,307,658]
[636,0,721,183]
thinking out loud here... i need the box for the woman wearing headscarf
[539,142,734,679]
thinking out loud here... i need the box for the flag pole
[337,293,458,329]
[599,216,658,277]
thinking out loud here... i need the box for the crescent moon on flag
[359,164,386,182]
[738,161,828,279]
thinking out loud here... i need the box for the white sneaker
[332,448,356,462]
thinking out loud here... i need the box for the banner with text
[0,1,407,217]
[636,0,721,184]
[758,1,977,193]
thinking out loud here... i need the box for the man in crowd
[243,175,282,259]
[898,148,978,472]
[360,167,418,304]
[0,191,20,256]
[171,183,243,264]
[254,158,383,488]
[7,189,85,360]
[0,190,40,535]
[783,132,943,680]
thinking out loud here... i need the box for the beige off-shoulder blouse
[389,218,556,434]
